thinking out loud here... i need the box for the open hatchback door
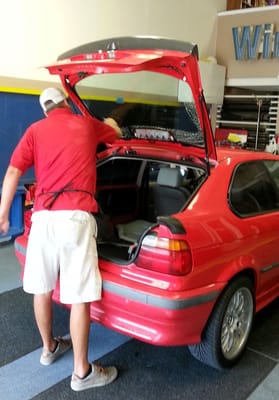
[45,36,217,163]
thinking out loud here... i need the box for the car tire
[188,276,255,370]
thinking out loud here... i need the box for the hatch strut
[200,92,211,176]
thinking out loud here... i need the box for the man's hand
[103,117,122,138]
[0,215,10,236]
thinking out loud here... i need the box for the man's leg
[69,302,118,392]
[34,292,56,351]
[34,291,72,366]
[70,302,91,378]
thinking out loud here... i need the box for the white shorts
[23,210,102,304]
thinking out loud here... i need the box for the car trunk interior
[95,156,206,263]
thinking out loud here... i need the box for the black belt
[38,182,93,210]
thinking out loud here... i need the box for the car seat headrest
[157,167,183,187]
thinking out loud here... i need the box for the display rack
[227,0,279,10]
[216,93,279,151]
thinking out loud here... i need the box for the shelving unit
[227,0,278,10]
[216,92,279,151]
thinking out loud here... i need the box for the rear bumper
[52,285,218,345]
[96,293,216,345]
[14,235,220,346]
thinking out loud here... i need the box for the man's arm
[0,166,23,235]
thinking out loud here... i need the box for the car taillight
[136,233,192,276]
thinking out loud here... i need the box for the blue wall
[0,91,43,184]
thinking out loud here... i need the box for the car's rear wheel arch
[188,273,255,369]
[228,269,256,290]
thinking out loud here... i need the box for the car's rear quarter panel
[182,150,279,310]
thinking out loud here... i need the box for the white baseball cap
[39,87,66,112]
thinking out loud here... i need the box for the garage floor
[1,241,278,400]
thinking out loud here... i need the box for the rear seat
[116,166,190,243]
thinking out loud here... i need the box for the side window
[96,159,142,217]
[97,159,142,185]
[230,161,279,216]
[263,160,279,191]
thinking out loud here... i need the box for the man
[0,87,121,392]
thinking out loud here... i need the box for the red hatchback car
[14,36,279,370]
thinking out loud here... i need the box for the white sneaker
[71,363,118,391]
[40,336,72,366]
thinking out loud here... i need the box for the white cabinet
[198,62,226,105]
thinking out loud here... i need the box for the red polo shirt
[10,108,117,212]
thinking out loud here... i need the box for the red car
[14,36,279,370]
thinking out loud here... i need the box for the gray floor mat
[0,287,70,367]
[32,299,279,400]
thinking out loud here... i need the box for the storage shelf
[216,92,279,151]
[216,120,275,126]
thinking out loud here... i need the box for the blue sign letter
[232,25,262,60]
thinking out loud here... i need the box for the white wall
[0,0,226,83]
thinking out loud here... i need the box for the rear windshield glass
[75,71,204,147]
